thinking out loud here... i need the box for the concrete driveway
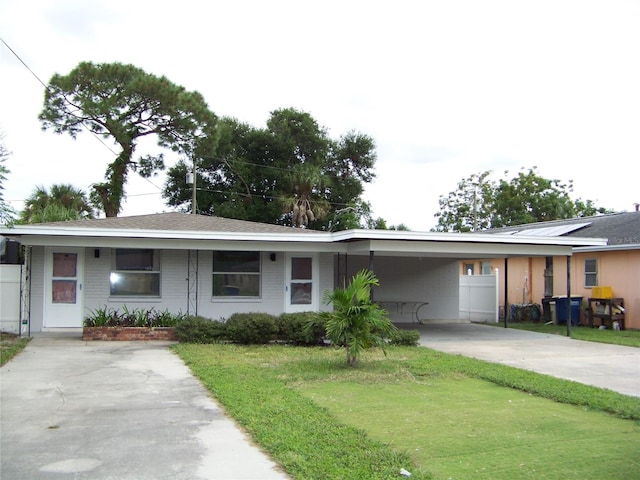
[1,335,288,480]
[2,325,638,479]
[404,322,640,398]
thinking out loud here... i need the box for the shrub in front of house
[84,306,186,328]
[84,306,121,327]
[225,313,279,344]
[277,312,326,345]
[388,329,421,346]
[174,316,227,344]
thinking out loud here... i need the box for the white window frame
[109,248,161,297]
[584,258,598,288]
[212,251,261,298]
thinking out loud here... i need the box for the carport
[330,229,607,333]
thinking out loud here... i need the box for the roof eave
[333,229,608,247]
[574,243,640,253]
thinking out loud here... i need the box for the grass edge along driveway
[173,344,640,480]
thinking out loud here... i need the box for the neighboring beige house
[462,211,640,330]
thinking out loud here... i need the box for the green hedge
[174,316,227,343]
[277,312,326,345]
[389,329,421,346]
[225,313,279,344]
[174,311,416,348]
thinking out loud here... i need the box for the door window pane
[291,282,312,305]
[53,253,77,277]
[52,280,77,303]
[290,257,312,304]
[291,258,312,280]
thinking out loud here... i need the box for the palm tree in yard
[322,269,397,366]
[19,184,94,224]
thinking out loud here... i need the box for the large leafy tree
[39,61,218,217]
[163,108,377,229]
[19,184,94,224]
[434,167,611,232]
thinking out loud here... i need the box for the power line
[192,187,356,210]
[197,155,369,181]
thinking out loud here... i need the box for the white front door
[44,247,84,328]
[285,254,319,313]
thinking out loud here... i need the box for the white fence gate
[459,270,499,322]
[0,265,21,334]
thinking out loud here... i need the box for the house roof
[1,212,607,258]
[485,211,640,247]
[36,212,318,235]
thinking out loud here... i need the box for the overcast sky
[1,0,639,231]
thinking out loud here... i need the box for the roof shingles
[39,213,318,235]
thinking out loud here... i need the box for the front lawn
[174,344,640,480]
[502,322,640,348]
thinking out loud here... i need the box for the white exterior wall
[84,248,190,315]
[0,265,21,333]
[346,255,460,322]
[29,246,45,332]
[26,248,335,329]
[197,251,286,320]
[318,253,334,312]
[197,251,334,320]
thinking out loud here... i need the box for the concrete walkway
[0,335,288,480]
[404,322,640,398]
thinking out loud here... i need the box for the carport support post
[503,258,509,328]
[566,255,571,337]
[369,251,375,302]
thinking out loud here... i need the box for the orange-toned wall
[461,249,640,329]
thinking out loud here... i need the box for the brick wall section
[82,327,177,341]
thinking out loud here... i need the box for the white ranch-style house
[0,213,606,334]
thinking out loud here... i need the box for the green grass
[173,344,640,480]
[0,333,30,366]
[501,322,640,347]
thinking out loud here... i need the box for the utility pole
[191,157,197,214]
[186,156,197,214]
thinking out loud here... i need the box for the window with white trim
[213,251,260,297]
[110,249,160,296]
[584,258,597,287]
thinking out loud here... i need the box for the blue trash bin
[554,296,582,325]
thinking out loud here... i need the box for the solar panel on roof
[511,222,592,237]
